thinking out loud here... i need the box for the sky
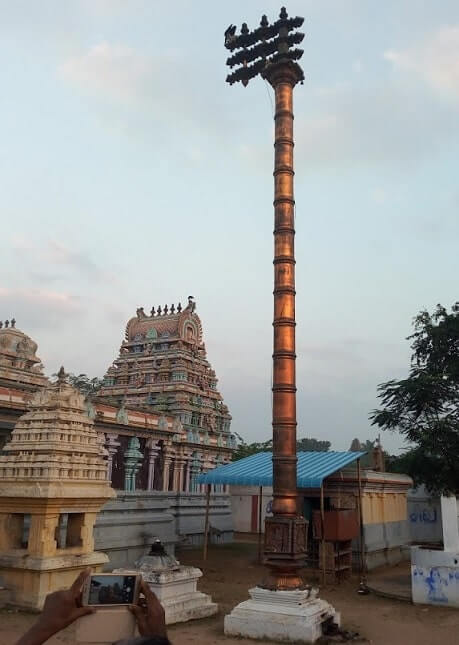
[1,1,459,454]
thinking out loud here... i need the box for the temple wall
[230,486,273,533]
[361,491,407,525]
[407,486,443,545]
[94,490,233,569]
[360,520,410,569]
[166,492,233,547]
[94,491,177,570]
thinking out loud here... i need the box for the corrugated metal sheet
[197,451,366,489]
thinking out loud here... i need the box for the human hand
[15,568,95,645]
[129,579,167,638]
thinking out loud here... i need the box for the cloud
[59,42,154,105]
[58,41,200,122]
[11,237,110,282]
[384,27,459,102]
[371,188,387,204]
[57,41,233,144]
[299,83,457,168]
[237,75,458,171]
[0,287,82,329]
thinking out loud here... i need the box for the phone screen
[87,575,137,605]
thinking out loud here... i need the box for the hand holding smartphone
[82,574,141,607]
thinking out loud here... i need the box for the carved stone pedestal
[138,565,218,624]
[224,586,339,644]
[115,540,217,625]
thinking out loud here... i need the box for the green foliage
[296,437,331,452]
[53,372,104,396]
[231,436,272,461]
[385,448,433,485]
[231,435,330,462]
[370,303,459,495]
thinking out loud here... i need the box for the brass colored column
[262,61,306,591]
[223,7,307,592]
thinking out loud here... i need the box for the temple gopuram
[0,320,48,449]
[0,299,235,493]
[96,296,234,491]
[0,303,235,561]
[99,297,232,440]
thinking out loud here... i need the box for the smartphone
[82,574,141,607]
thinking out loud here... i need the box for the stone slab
[75,606,136,644]
[224,586,340,644]
[162,590,218,624]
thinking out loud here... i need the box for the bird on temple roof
[224,24,236,46]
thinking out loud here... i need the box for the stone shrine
[0,368,115,609]
[116,539,217,625]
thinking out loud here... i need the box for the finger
[139,579,157,606]
[129,604,142,618]
[71,568,91,596]
[73,605,96,619]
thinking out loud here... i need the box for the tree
[231,436,272,462]
[296,437,331,452]
[53,372,104,396]
[232,435,330,462]
[370,303,459,495]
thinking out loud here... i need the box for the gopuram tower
[98,297,233,449]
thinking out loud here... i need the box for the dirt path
[2,542,459,645]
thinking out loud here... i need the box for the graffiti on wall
[409,508,438,524]
[412,566,459,605]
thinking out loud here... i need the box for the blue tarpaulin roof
[197,451,366,489]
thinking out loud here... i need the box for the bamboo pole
[203,484,211,561]
[320,483,326,585]
[258,485,263,564]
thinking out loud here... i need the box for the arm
[15,569,95,645]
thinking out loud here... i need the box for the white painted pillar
[441,496,459,552]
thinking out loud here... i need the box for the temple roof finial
[57,366,68,384]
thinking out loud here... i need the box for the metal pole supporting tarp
[258,485,263,564]
[203,484,211,561]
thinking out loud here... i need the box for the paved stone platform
[367,563,411,602]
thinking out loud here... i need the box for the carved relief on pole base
[263,516,308,591]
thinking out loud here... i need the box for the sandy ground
[2,542,459,645]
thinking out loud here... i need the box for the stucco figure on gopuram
[96,296,235,491]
